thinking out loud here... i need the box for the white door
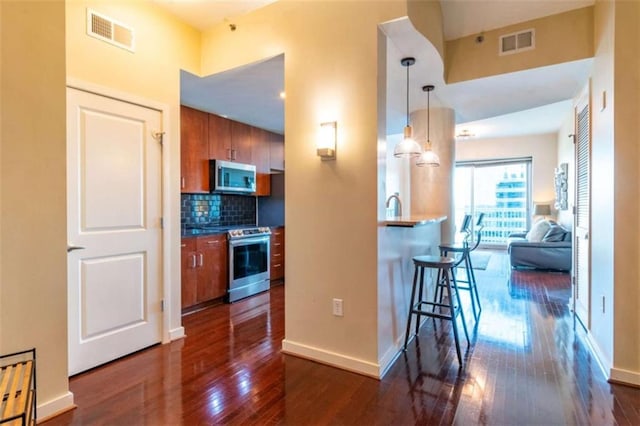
[573,91,591,329]
[67,87,163,375]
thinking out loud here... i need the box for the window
[455,158,532,246]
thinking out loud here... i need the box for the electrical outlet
[332,298,344,316]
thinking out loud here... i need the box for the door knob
[67,245,85,253]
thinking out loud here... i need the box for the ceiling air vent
[499,29,535,56]
[87,9,135,52]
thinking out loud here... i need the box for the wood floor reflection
[45,252,640,425]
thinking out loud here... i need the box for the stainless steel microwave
[210,160,256,193]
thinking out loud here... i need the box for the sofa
[507,220,572,271]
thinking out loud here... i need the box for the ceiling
[152,0,277,31]
[171,0,594,138]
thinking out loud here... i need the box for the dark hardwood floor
[45,251,640,425]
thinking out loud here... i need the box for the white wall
[456,133,558,215]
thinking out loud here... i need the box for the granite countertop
[182,224,284,238]
[382,215,447,227]
[181,224,247,238]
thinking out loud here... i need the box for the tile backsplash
[181,194,256,227]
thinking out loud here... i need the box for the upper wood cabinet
[270,131,284,172]
[180,106,209,193]
[251,127,271,173]
[251,127,272,196]
[229,120,253,164]
[182,107,284,196]
[208,113,231,161]
[208,115,252,164]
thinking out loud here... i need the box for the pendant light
[416,84,440,167]
[394,57,422,158]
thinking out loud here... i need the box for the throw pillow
[543,224,567,242]
[526,220,551,242]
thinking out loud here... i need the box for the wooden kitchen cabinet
[208,113,231,162]
[180,106,209,193]
[251,127,272,196]
[208,115,252,164]
[181,234,228,312]
[270,131,284,172]
[230,120,253,163]
[196,234,228,302]
[270,227,285,281]
[181,238,198,309]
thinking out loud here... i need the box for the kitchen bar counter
[381,214,447,227]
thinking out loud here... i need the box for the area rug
[469,251,492,270]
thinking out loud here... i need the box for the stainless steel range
[227,227,271,302]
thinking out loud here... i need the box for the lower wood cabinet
[181,234,228,311]
[270,226,284,281]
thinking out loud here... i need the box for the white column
[409,107,455,242]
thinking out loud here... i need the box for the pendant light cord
[406,64,410,127]
[427,88,430,143]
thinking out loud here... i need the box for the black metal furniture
[403,255,470,366]
[437,214,484,320]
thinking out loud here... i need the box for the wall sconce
[317,121,337,160]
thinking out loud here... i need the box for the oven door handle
[229,236,270,246]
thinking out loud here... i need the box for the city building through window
[455,158,532,246]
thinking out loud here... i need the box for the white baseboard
[282,339,381,379]
[610,367,640,387]
[584,329,612,380]
[169,326,185,341]
[37,391,74,423]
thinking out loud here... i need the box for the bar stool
[403,255,470,366]
[437,214,484,320]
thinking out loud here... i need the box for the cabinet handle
[273,264,282,268]
[273,253,281,257]
[231,149,236,161]
[181,176,185,189]
[191,254,197,268]
[199,253,204,267]
[181,243,187,248]
[206,240,220,245]
[273,242,281,246]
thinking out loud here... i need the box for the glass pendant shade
[395,57,422,158]
[416,84,440,167]
[394,125,422,158]
[416,142,440,167]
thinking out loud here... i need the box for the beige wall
[589,0,615,369]
[201,1,408,374]
[407,0,445,64]
[66,0,201,345]
[446,7,594,83]
[611,0,640,380]
[1,0,69,414]
[456,133,558,210]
